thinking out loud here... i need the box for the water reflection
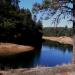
[43,40,72,52]
[35,45,72,67]
[0,41,73,70]
[0,51,35,69]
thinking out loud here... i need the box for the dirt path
[0,43,34,56]
[43,36,73,45]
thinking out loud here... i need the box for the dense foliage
[0,0,43,45]
[43,27,73,37]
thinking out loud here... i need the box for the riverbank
[43,36,73,45]
[0,36,72,56]
[0,43,34,56]
[0,64,75,75]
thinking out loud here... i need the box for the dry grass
[0,64,75,75]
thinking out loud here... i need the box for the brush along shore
[0,64,75,75]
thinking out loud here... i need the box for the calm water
[0,41,73,69]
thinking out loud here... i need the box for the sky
[19,0,73,28]
[19,0,42,10]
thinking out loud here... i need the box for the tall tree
[32,0,73,30]
[73,0,75,64]
[0,0,43,45]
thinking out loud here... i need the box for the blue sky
[19,0,42,10]
[19,0,73,28]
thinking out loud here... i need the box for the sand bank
[0,43,34,56]
[43,36,73,45]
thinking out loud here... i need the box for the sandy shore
[0,64,75,75]
[0,36,72,56]
[43,36,73,45]
[0,43,34,56]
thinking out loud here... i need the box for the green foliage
[0,19,16,30]
[0,0,43,44]
[43,27,73,37]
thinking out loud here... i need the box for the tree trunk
[73,35,75,64]
[72,1,75,64]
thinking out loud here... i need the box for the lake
[0,41,73,69]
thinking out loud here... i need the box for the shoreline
[0,64,75,75]
[0,36,73,56]
[0,36,74,75]
[0,43,34,56]
[42,36,73,45]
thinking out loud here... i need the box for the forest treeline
[0,0,43,46]
[43,27,73,37]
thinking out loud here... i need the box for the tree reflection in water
[0,41,72,70]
